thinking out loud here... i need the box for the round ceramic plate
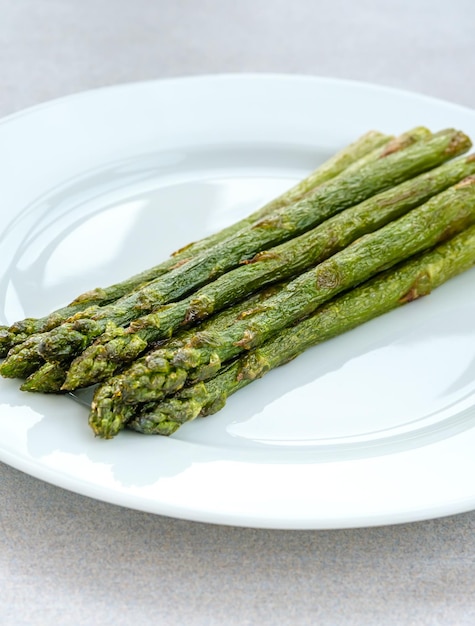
[1,74,475,529]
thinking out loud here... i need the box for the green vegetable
[1,128,467,381]
[128,224,475,436]
[20,362,69,393]
[63,152,475,390]
[0,130,392,356]
[87,175,475,438]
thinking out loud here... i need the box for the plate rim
[2,72,475,126]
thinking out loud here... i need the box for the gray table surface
[1,1,475,624]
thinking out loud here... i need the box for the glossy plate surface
[1,75,475,529]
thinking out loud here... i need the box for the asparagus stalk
[0,130,392,356]
[127,224,475,437]
[1,128,467,381]
[61,153,475,391]
[88,175,475,439]
[21,362,69,393]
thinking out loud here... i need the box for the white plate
[1,74,475,529]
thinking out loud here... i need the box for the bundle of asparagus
[2,127,475,440]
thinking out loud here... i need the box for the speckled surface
[1,1,475,624]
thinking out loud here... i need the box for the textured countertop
[1,1,475,624]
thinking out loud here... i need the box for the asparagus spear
[128,224,475,437]
[0,130,392,356]
[1,128,467,381]
[21,362,69,393]
[88,175,475,439]
[61,153,475,391]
